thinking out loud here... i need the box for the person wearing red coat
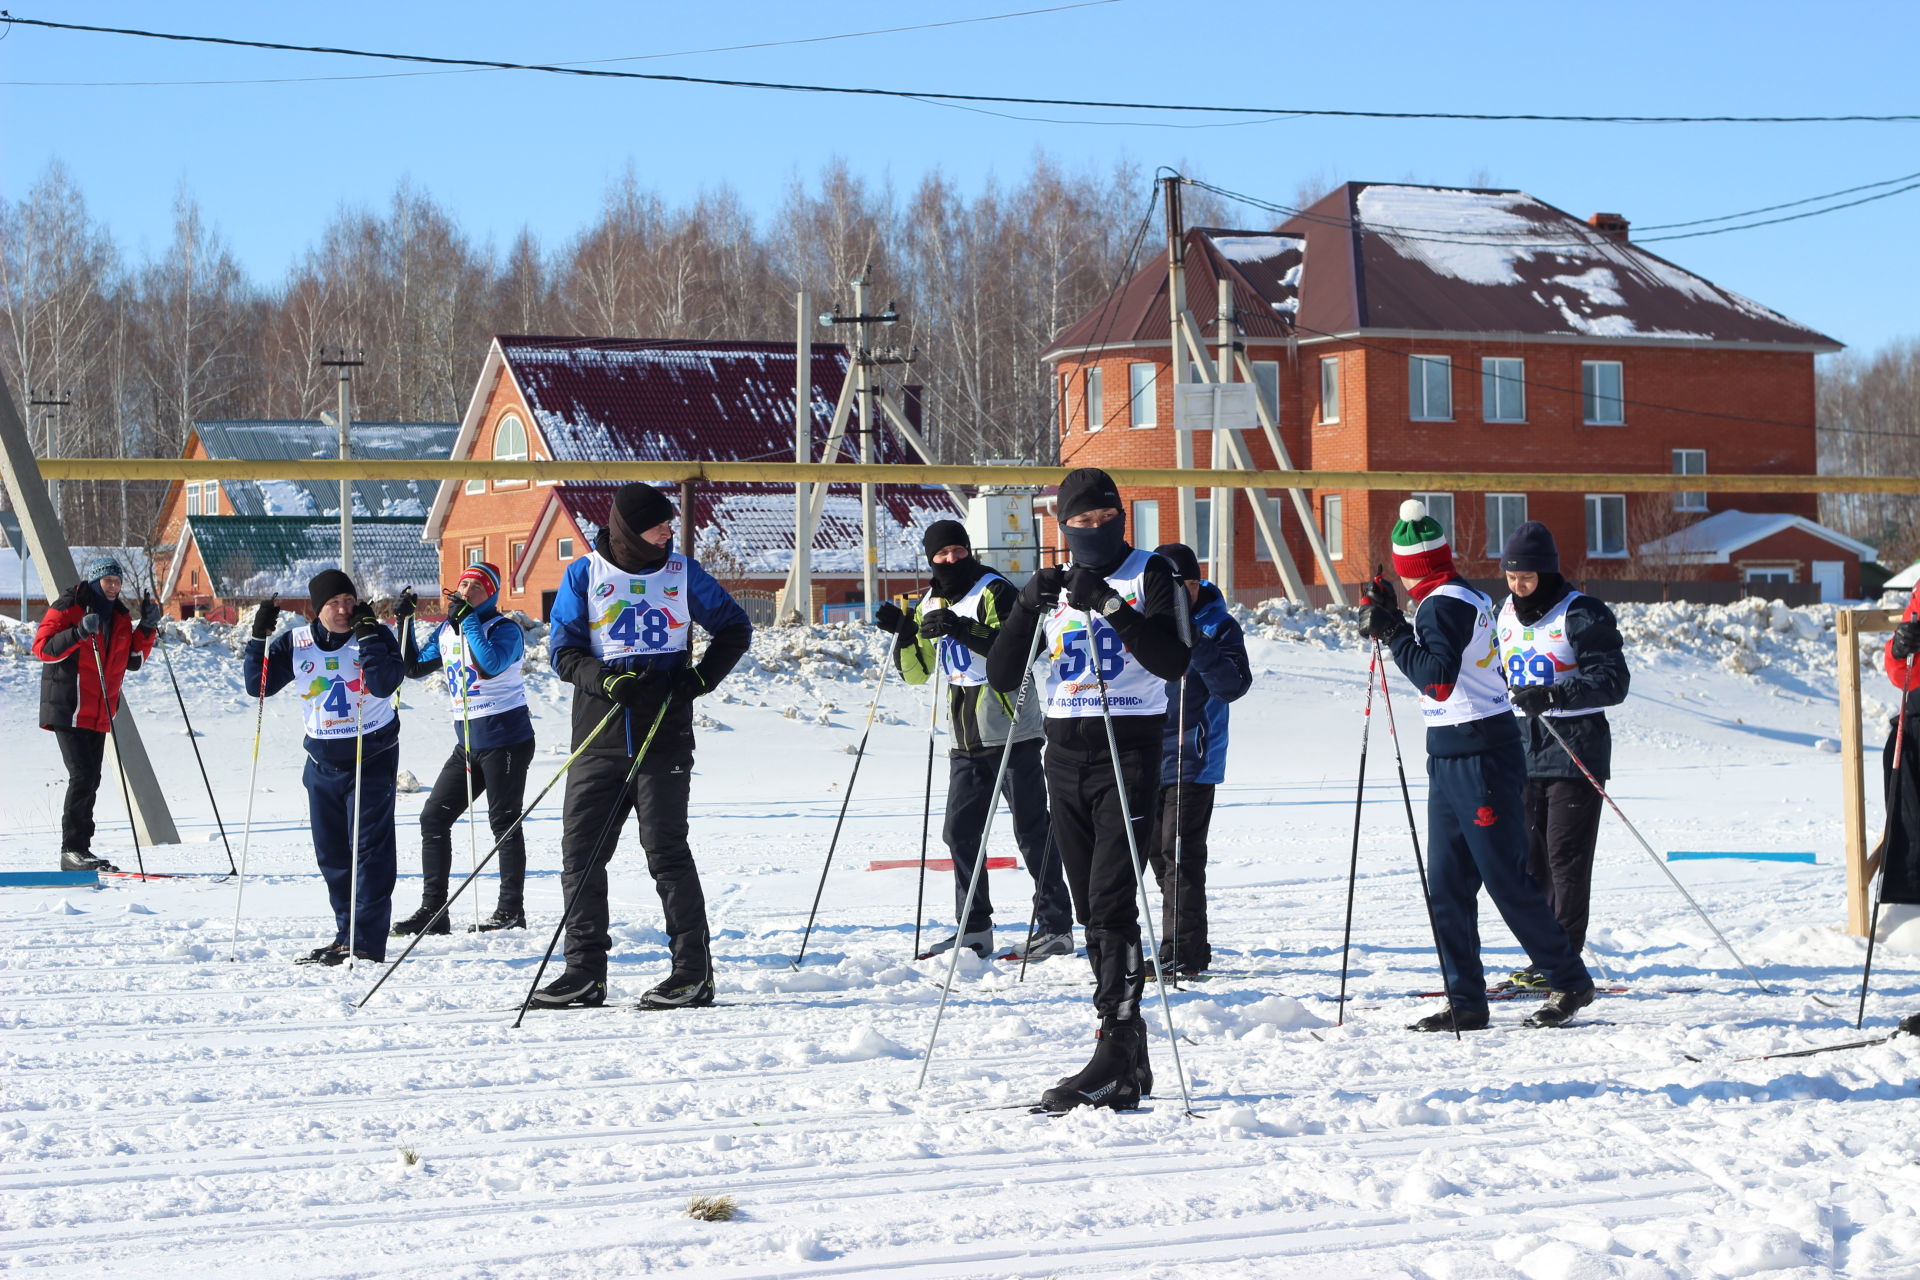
[1880,593,1920,907]
[32,556,158,871]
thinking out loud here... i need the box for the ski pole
[1335,642,1379,1023]
[919,612,1046,1088]
[1375,643,1463,1041]
[913,663,942,961]
[141,576,238,875]
[1858,653,1913,1028]
[1536,715,1775,995]
[228,634,271,960]
[1168,669,1188,989]
[90,633,147,877]
[792,634,896,968]
[514,696,673,1028]
[347,667,366,970]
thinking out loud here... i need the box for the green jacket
[895,573,1045,755]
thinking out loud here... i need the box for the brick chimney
[1588,212,1630,243]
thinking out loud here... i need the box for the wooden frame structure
[1836,607,1905,937]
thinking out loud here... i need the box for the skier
[875,518,1074,961]
[532,482,752,1010]
[1147,542,1252,977]
[1880,592,1920,913]
[392,561,536,935]
[1493,522,1630,984]
[1357,501,1593,1030]
[34,556,159,872]
[244,570,404,965]
[986,467,1190,1111]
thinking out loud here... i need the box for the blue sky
[5,0,1917,355]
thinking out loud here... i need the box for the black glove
[79,610,104,637]
[872,601,906,633]
[1019,566,1066,613]
[394,587,418,621]
[1893,620,1920,662]
[349,600,382,639]
[919,608,963,639]
[444,590,473,627]
[1358,574,1406,642]
[1065,565,1119,614]
[672,667,710,700]
[251,600,280,640]
[1510,685,1563,718]
[136,595,161,632]
[600,667,650,708]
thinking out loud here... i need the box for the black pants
[1882,711,1920,905]
[305,740,399,960]
[1148,780,1216,970]
[417,737,535,912]
[1524,776,1605,955]
[1044,738,1160,1021]
[53,727,107,854]
[943,739,1072,936]
[558,754,707,982]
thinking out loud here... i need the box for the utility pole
[318,349,364,576]
[1163,176,1196,549]
[1212,277,1236,599]
[818,280,903,612]
[28,388,71,521]
[788,290,814,623]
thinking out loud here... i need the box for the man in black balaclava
[540,482,754,1009]
[875,519,1073,960]
[1492,521,1629,983]
[987,467,1190,1111]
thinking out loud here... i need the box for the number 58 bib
[586,551,690,660]
[1040,547,1168,719]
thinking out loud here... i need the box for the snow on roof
[1638,509,1876,564]
[192,420,458,520]
[0,543,153,601]
[1882,559,1920,590]
[183,517,439,600]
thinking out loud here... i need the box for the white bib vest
[289,624,396,740]
[1041,548,1169,719]
[585,551,692,662]
[439,619,528,721]
[1496,591,1603,719]
[1416,582,1512,726]
[921,571,1003,688]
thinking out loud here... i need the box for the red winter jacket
[1888,593,1920,693]
[33,585,154,733]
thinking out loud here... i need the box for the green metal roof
[185,516,439,599]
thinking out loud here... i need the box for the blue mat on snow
[0,870,100,886]
[1666,850,1816,864]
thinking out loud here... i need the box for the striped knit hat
[457,561,503,598]
[1390,499,1453,579]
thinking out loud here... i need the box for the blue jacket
[400,593,533,751]
[1159,582,1253,786]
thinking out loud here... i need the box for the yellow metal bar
[29,457,1920,495]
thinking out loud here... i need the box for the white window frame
[1251,492,1285,561]
[1085,366,1104,432]
[465,476,486,495]
[1485,493,1528,558]
[1251,360,1281,426]
[1409,354,1452,421]
[1131,500,1160,553]
[185,482,201,517]
[492,414,530,491]
[509,541,527,590]
[465,543,485,568]
[1193,496,1213,562]
[1582,360,1625,425]
[1128,362,1157,428]
[1673,448,1707,512]
[1743,566,1796,586]
[206,481,220,513]
[1585,494,1627,558]
[1059,373,1072,435]
[1319,357,1341,424]
[1481,356,1526,423]
[1322,493,1344,559]
[556,537,575,561]
[1412,492,1454,545]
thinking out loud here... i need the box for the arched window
[493,415,529,462]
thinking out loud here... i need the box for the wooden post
[679,478,696,559]
[1839,606,1901,936]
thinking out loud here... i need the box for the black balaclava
[1511,572,1571,626]
[607,483,675,573]
[921,519,984,599]
[1056,467,1129,575]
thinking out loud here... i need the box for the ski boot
[470,907,526,933]
[527,970,607,1009]
[60,849,118,873]
[1525,985,1595,1028]
[1039,1018,1145,1112]
[390,905,450,937]
[1010,931,1075,963]
[296,943,349,967]
[1504,967,1548,991]
[640,971,716,1009]
[918,928,993,961]
[1407,1006,1490,1032]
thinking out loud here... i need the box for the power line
[4,13,1917,124]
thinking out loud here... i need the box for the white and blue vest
[585,551,692,661]
[1415,582,1513,727]
[289,624,396,740]
[1040,548,1169,719]
[920,571,1004,689]
[438,619,528,722]
[1496,591,1603,719]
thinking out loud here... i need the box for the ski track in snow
[3,605,1918,1278]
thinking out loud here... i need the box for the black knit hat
[922,519,971,560]
[613,483,676,535]
[308,568,357,614]
[1056,467,1123,522]
[1500,520,1560,574]
[1154,542,1201,583]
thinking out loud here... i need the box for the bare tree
[1818,341,1920,569]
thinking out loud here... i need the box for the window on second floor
[557,537,575,560]
[1251,360,1281,426]
[1481,357,1526,422]
[491,414,530,491]
[1673,448,1707,512]
[1085,367,1104,432]
[1409,355,1452,420]
[1319,357,1341,423]
[1582,361,1625,425]
[184,482,201,517]
[1128,363,1157,428]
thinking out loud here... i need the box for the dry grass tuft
[686,1194,737,1222]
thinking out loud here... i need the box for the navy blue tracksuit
[1386,580,1588,1014]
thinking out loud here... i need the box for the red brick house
[425,336,960,621]
[1041,182,1846,598]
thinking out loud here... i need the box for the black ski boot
[1039,1019,1144,1112]
[60,849,118,873]
[1408,1006,1490,1032]
[527,970,607,1009]
[390,905,450,937]
[296,943,349,966]
[470,906,526,933]
[640,971,716,1009]
[1525,985,1596,1028]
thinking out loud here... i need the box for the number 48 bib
[586,551,691,661]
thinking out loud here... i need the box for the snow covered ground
[3,602,1916,1278]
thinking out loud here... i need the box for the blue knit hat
[1500,521,1560,574]
[82,556,125,583]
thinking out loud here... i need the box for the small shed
[1638,510,1876,601]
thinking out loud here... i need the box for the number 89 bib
[586,551,691,661]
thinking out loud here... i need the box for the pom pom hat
[457,561,503,598]
[1389,499,1454,579]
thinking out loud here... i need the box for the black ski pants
[558,754,708,983]
[1524,776,1605,955]
[1043,737,1159,1022]
[52,727,107,855]
[1426,742,1588,1016]
[417,736,535,913]
[943,738,1072,936]
[304,739,399,960]
[1882,710,1920,906]
[1148,780,1216,970]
